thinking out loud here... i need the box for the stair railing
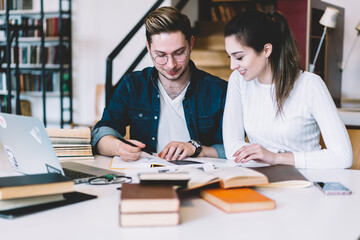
[105,0,189,107]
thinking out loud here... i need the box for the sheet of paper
[110,152,215,180]
[187,157,269,168]
[110,152,176,169]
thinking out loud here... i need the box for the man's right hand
[96,135,146,161]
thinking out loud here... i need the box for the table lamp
[340,21,360,70]
[309,7,339,73]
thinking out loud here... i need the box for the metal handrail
[105,0,189,106]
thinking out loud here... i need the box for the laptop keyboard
[63,168,96,180]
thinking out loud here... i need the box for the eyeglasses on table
[87,173,132,185]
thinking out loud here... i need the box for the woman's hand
[233,144,294,166]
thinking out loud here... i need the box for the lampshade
[340,21,360,70]
[319,7,339,28]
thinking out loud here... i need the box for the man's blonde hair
[145,6,191,44]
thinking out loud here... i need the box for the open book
[185,166,269,190]
[178,164,311,190]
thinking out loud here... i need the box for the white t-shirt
[223,70,352,169]
[156,80,191,152]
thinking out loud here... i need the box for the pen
[119,138,153,155]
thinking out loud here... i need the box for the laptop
[0,112,123,184]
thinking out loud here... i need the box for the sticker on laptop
[4,145,19,170]
[30,126,42,144]
[0,115,7,128]
[46,163,62,174]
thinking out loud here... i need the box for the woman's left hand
[233,144,295,166]
[233,144,277,165]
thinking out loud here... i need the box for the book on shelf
[0,173,74,200]
[45,17,70,37]
[200,188,276,213]
[210,2,236,22]
[0,193,64,211]
[120,183,180,227]
[0,72,64,93]
[120,183,180,213]
[210,6,219,22]
[0,0,32,10]
[217,4,227,22]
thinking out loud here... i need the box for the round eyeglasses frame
[152,51,188,65]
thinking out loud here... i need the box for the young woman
[223,10,352,169]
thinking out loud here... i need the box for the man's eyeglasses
[87,174,132,185]
[152,52,187,65]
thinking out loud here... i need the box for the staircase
[192,21,232,81]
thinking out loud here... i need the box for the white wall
[322,0,360,101]
[72,0,156,126]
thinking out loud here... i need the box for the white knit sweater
[223,70,352,169]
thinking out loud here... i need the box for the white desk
[1,155,360,240]
[338,108,360,127]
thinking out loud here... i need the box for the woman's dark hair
[225,10,302,114]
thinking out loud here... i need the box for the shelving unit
[278,0,344,107]
[0,0,72,127]
[198,0,276,23]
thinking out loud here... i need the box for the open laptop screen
[0,113,64,175]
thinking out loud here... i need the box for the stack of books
[0,173,74,215]
[119,183,180,227]
[46,128,94,161]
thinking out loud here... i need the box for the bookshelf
[0,0,72,127]
[278,0,344,107]
[198,0,277,23]
[197,0,343,107]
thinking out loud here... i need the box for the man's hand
[158,141,195,161]
[97,135,146,161]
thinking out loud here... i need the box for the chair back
[348,128,360,169]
